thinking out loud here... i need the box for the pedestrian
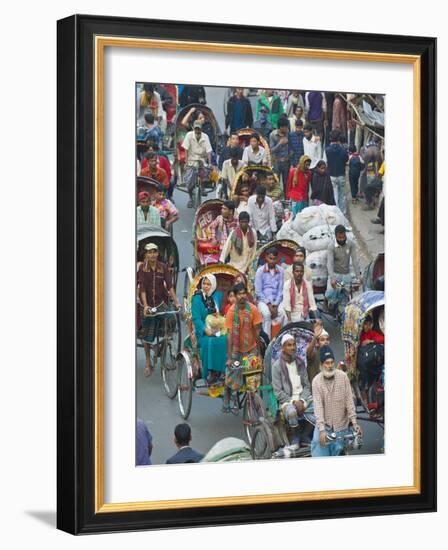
[310,160,335,206]
[225,87,253,133]
[348,145,365,204]
[325,130,349,215]
[311,346,363,457]
[331,93,348,140]
[271,333,313,446]
[247,185,277,241]
[264,172,283,202]
[325,225,361,313]
[151,184,178,231]
[304,91,327,142]
[242,133,268,166]
[139,113,163,148]
[288,118,305,167]
[302,124,322,169]
[286,155,312,216]
[140,151,170,190]
[166,423,204,464]
[136,417,153,466]
[254,247,285,339]
[136,191,161,227]
[253,105,273,140]
[178,85,206,107]
[286,90,305,118]
[137,243,181,377]
[270,116,291,195]
[280,261,317,323]
[256,89,285,129]
[306,319,330,384]
[181,121,213,207]
[220,211,257,274]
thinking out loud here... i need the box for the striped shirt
[312,369,357,432]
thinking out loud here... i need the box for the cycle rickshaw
[136,175,159,202]
[341,290,385,423]
[192,199,225,268]
[176,264,269,438]
[136,225,182,398]
[362,252,385,291]
[236,127,272,167]
[173,104,223,207]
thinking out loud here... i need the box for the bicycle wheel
[177,353,193,419]
[243,392,267,445]
[250,420,275,460]
[172,313,182,355]
[195,182,202,208]
[161,341,178,399]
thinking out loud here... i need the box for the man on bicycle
[272,333,313,446]
[181,120,213,208]
[311,346,362,457]
[325,224,361,314]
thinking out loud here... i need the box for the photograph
[135,84,386,466]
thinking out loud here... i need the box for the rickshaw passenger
[306,320,330,384]
[140,152,169,190]
[247,185,277,241]
[218,133,244,170]
[218,150,244,199]
[280,262,317,323]
[181,121,213,208]
[191,274,227,383]
[208,200,238,250]
[358,315,385,400]
[137,192,161,227]
[219,211,257,274]
[242,133,268,166]
[271,333,313,446]
[137,243,181,377]
[152,184,178,231]
[254,247,285,339]
[283,246,313,284]
[234,182,251,217]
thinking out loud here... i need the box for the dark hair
[230,132,239,139]
[265,247,278,257]
[174,423,191,446]
[233,282,247,294]
[349,145,357,153]
[315,160,327,170]
[223,200,235,212]
[143,83,154,93]
[146,151,157,161]
[156,183,165,193]
[144,113,155,124]
[295,118,304,127]
[255,185,266,196]
[229,147,240,160]
[146,140,159,151]
[292,261,305,270]
[303,124,313,132]
[278,116,289,129]
[329,130,341,142]
[238,211,250,222]
[249,132,260,142]
[227,289,235,296]
[295,246,306,257]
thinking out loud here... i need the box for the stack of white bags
[276,204,354,290]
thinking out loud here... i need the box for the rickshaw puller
[181,121,213,208]
[272,333,313,446]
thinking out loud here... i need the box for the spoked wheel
[161,341,178,399]
[177,353,193,419]
[195,182,202,208]
[250,420,275,460]
[172,313,182,355]
[243,392,267,445]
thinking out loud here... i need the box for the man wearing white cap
[271,333,312,446]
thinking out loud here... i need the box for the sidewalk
[346,189,384,271]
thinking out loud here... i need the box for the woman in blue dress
[191,274,228,383]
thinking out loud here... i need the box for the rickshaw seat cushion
[197,240,221,255]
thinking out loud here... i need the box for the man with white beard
[311,346,362,457]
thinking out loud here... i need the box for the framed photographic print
[57,14,436,534]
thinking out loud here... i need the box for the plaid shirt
[312,369,357,432]
[209,215,237,246]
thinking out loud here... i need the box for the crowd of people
[136,84,385,464]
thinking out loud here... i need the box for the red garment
[360,330,384,345]
[140,165,169,189]
[286,167,311,202]
[141,155,172,181]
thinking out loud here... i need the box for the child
[223,289,236,316]
[348,145,365,203]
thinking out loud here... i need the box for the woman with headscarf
[191,274,228,383]
[286,154,312,215]
[310,160,336,206]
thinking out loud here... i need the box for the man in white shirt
[302,124,322,169]
[220,211,257,274]
[247,185,277,241]
[182,121,213,207]
[283,247,313,284]
[242,133,268,166]
[271,333,313,446]
[281,262,317,323]
[218,150,244,199]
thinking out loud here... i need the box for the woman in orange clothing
[286,154,312,216]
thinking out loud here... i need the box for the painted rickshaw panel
[192,199,224,265]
